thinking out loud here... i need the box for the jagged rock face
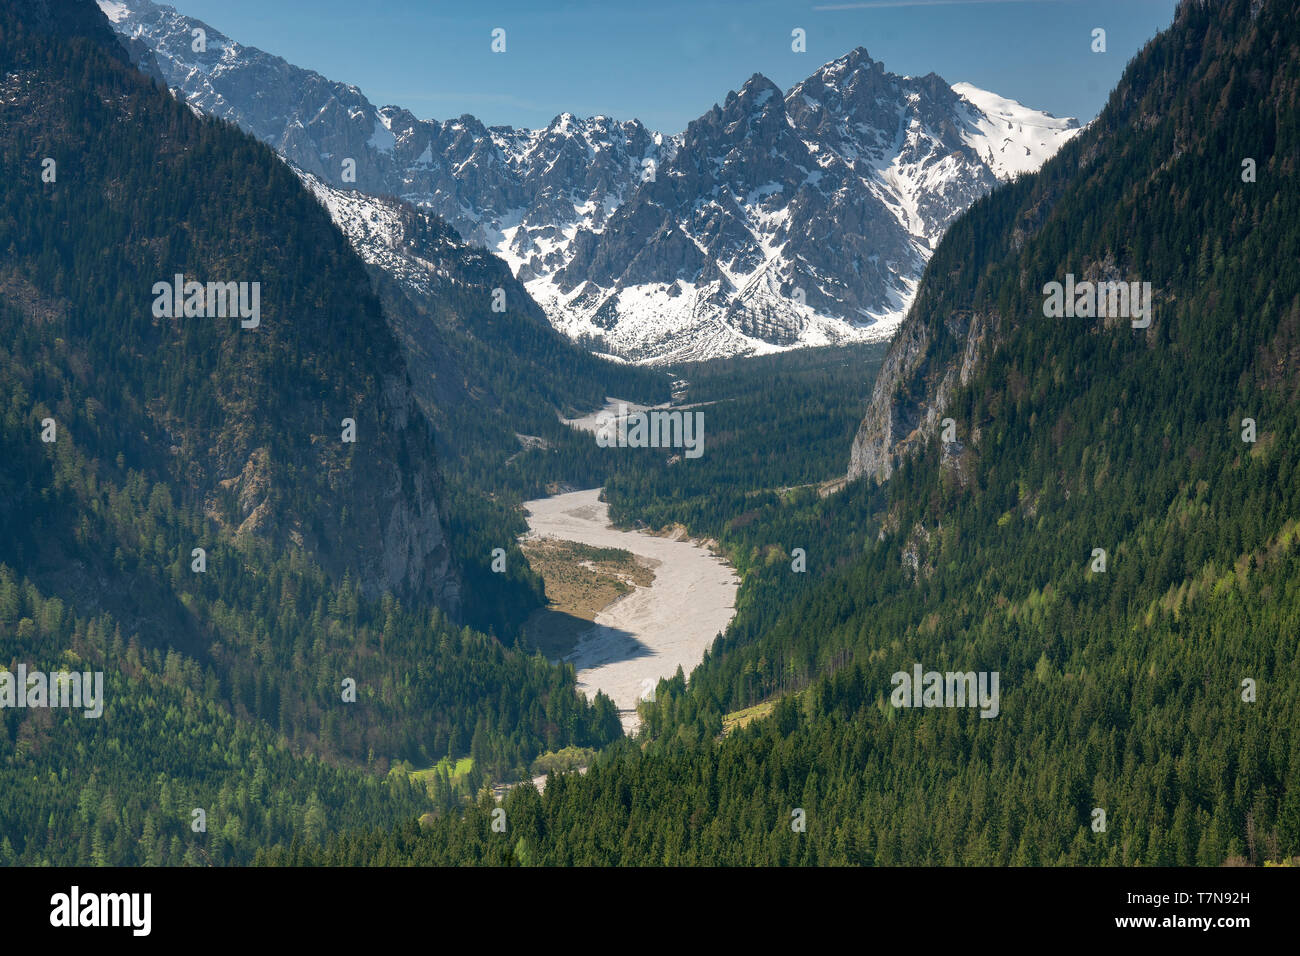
[847,304,1001,483]
[528,55,1078,364]
[249,366,460,611]
[552,62,927,361]
[847,316,932,484]
[500,114,670,279]
[101,0,1078,364]
[367,374,460,608]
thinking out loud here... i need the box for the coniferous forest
[1,0,1298,889]
[0,0,623,865]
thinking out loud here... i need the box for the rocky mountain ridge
[100,0,1079,363]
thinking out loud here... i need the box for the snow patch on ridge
[96,0,131,23]
[952,81,1081,179]
[367,115,397,153]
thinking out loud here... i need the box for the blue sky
[169,0,1179,132]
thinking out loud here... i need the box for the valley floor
[520,488,739,734]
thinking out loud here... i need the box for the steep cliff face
[314,370,461,611]
[848,307,999,482]
[847,314,931,483]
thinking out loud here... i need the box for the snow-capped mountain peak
[101,0,1080,364]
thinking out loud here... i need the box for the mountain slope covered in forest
[268,0,1300,866]
[0,0,622,865]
